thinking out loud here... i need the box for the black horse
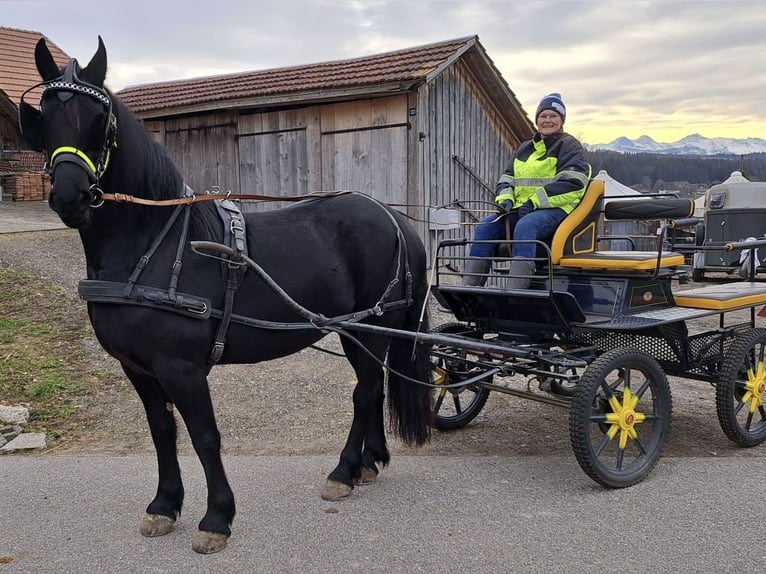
[20,37,433,554]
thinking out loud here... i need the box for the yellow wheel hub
[604,388,646,449]
[433,366,448,398]
[741,361,766,413]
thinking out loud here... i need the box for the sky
[4,0,766,145]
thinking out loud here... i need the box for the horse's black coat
[20,37,433,549]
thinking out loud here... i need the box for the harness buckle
[209,341,226,363]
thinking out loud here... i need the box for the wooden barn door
[319,95,409,205]
[161,113,238,195]
[237,109,316,212]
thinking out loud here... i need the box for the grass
[0,266,110,442]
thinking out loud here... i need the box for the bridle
[20,58,118,208]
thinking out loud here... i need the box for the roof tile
[117,36,476,113]
[0,27,70,108]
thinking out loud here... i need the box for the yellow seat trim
[559,252,685,270]
[550,180,604,264]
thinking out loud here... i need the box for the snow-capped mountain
[586,134,766,155]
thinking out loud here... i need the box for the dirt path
[1,224,765,462]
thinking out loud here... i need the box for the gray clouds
[3,0,765,142]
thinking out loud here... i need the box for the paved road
[1,454,766,573]
[0,200,66,234]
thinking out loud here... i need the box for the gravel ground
[2,203,766,462]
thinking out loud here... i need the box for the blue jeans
[469,208,568,259]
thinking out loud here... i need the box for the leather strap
[99,189,352,206]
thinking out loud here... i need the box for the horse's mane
[107,91,221,238]
[107,92,184,202]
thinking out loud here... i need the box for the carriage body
[426,185,766,488]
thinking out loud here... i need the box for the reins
[96,189,354,206]
[95,190,502,231]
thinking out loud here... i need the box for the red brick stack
[0,150,49,201]
[2,173,51,201]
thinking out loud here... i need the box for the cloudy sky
[5,0,765,145]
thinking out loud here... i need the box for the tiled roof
[118,36,478,115]
[0,27,70,108]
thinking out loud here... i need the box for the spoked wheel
[716,328,766,446]
[569,348,672,488]
[431,322,492,431]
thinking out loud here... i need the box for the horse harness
[78,188,417,365]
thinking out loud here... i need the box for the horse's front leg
[157,363,235,554]
[124,367,184,538]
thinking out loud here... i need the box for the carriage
[690,171,766,281]
[425,179,766,488]
[20,37,766,554]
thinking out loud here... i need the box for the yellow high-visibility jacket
[495,131,591,214]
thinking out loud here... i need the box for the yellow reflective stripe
[50,146,98,175]
[514,178,555,186]
[534,189,549,208]
[556,169,590,186]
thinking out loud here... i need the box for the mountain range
[585,134,766,156]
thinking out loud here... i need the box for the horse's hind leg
[156,364,235,554]
[124,367,184,538]
[322,337,389,501]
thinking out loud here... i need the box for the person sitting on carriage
[462,92,591,288]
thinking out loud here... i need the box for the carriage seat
[494,180,691,272]
[672,282,766,311]
[553,186,693,271]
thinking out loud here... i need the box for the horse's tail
[386,284,433,446]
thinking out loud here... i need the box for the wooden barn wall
[416,61,520,261]
[146,95,410,214]
[318,95,409,206]
[237,108,317,212]
[146,112,239,195]
[238,95,408,211]
[0,114,23,150]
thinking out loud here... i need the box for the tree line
[585,151,766,191]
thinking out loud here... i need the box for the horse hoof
[321,479,353,501]
[192,531,228,554]
[355,467,378,485]
[139,513,176,537]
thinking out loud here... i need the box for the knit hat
[535,92,566,123]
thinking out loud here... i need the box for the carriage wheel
[431,323,491,431]
[569,348,672,488]
[715,328,766,446]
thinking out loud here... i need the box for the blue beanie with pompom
[535,93,566,123]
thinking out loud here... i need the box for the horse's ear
[18,101,45,151]
[81,36,107,87]
[34,37,61,81]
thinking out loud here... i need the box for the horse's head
[19,37,117,228]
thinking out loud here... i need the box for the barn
[116,36,535,249]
